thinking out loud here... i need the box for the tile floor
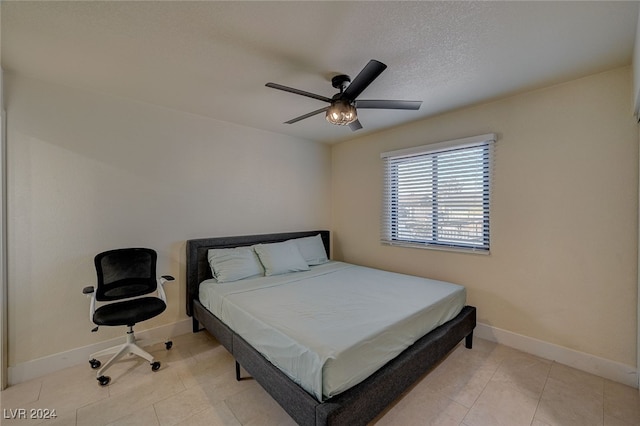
[1,331,639,426]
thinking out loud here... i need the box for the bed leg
[465,331,473,349]
[235,361,241,381]
[192,317,200,333]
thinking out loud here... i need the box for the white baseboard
[475,322,638,388]
[7,318,192,386]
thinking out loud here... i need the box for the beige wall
[5,73,331,366]
[332,66,638,367]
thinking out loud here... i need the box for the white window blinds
[381,134,496,253]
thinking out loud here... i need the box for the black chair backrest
[94,248,158,302]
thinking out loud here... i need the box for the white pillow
[292,234,328,266]
[254,240,310,276]
[207,247,264,283]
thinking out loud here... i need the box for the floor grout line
[530,360,553,426]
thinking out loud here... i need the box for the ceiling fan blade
[266,83,332,103]
[285,106,330,124]
[356,100,422,110]
[349,119,363,131]
[342,60,387,101]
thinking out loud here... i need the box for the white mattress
[199,261,465,401]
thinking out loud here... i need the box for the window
[381,134,495,253]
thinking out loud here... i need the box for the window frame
[380,133,496,254]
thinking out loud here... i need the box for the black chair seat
[93,297,166,327]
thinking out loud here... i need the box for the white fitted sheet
[199,261,465,401]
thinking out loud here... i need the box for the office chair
[82,248,174,386]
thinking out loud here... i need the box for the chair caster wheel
[89,359,101,369]
[165,341,173,350]
[151,361,161,371]
[97,375,110,386]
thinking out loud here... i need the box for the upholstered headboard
[185,230,330,316]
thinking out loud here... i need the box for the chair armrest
[157,276,174,303]
[83,286,97,326]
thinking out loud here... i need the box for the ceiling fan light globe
[326,101,357,126]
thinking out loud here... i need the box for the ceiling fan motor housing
[331,74,351,92]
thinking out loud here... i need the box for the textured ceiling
[2,1,638,144]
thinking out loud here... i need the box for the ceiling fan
[266,59,422,131]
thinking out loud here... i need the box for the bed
[186,230,476,426]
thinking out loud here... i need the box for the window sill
[381,240,490,255]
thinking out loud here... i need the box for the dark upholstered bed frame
[186,230,476,426]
